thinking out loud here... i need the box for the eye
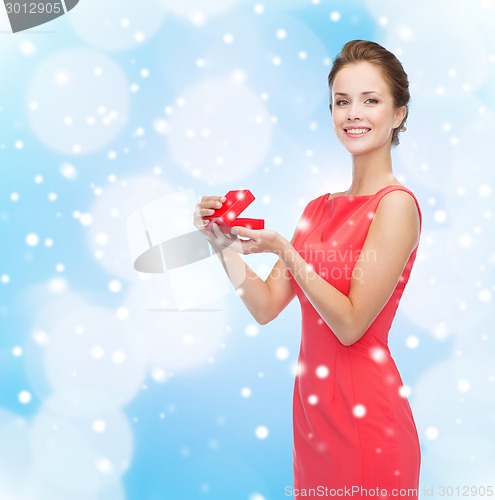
[365,98,379,104]
[335,99,349,106]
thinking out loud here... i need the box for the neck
[346,145,396,196]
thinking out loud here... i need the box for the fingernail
[215,202,222,208]
[230,228,238,236]
[220,196,227,201]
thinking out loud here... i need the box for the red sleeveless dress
[289,185,422,499]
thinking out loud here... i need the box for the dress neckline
[325,184,405,202]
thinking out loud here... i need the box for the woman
[194,40,421,498]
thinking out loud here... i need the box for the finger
[201,195,226,202]
[194,204,216,222]
[193,205,203,218]
[194,216,210,227]
[210,221,232,245]
[194,220,210,236]
[193,207,208,222]
[211,222,244,251]
[201,195,227,207]
[230,226,259,240]
[193,207,211,229]
[199,207,217,217]
[197,199,226,217]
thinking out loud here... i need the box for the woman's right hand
[193,195,226,232]
[194,195,245,253]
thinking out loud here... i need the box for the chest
[293,201,376,292]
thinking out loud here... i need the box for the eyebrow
[334,91,382,97]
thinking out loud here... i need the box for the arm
[194,195,299,325]
[233,191,420,345]
[215,247,296,325]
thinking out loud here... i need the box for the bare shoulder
[376,188,419,221]
[371,188,420,246]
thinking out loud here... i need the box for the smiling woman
[329,61,407,159]
[194,39,422,499]
[328,40,410,147]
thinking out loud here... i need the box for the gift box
[205,189,264,230]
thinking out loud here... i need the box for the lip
[343,126,371,138]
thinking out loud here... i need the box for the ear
[393,105,407,129]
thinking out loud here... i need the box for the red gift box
[205,189,264,230]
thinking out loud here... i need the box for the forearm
[212,245,276,324]
[278,241,356,345]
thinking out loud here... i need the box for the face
[331,62,405,155]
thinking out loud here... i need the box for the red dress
[289,185,422,499]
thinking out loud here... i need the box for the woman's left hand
[209,222,288,256]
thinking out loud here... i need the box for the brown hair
[327,40,410,146]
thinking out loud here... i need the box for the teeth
[346,128,369,135]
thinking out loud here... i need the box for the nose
[347,103,362,121]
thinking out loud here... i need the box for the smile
[344,128,371,137]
